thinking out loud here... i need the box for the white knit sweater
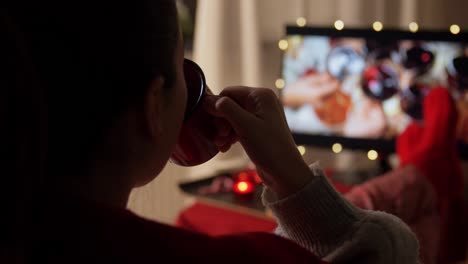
[262,163,420,264]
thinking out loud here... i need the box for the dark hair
[12,0,178,176]
[2,0,178,255]
[1,8,46,258]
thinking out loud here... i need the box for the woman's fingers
[214,130,238,153]
[203,93,257,138]
[214,117,231,137]
[204,85,312,198]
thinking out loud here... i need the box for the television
[281,26,468,155]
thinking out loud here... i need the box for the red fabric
[396,87,467,263]
[35,197,326,263]
[397,87,463,198]
[176,202,277,236]
[344,166,440,264]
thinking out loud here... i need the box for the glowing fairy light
[332,143,343,154]
[373,21,383,32]
[409,22,419,33]
[296,17,307,27]
[334,20,345,30]
[278,39,289,50]
[450,24,461,35]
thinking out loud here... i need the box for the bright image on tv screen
[282,34,468,142]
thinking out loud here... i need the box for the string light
[233,181,254,194]
[367,150,379,160]
[275,78,285,89]
[373,21,383,32]
[296,17,307,27]
[278,39,289,50]
[332,143,343,154]
[408,22,419,33]
[297,145,306,156]
[450,24,461,35]
[237,182,248,192]
[334,20,345,30]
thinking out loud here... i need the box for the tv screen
[281,27,468,151]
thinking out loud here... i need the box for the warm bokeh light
[408,22,419,33]
[334,20,345,30]
[278,39,289,50]
[275,78,285,89]
[367,150,379,160]
[297,145,306,156]
[332,143,343,154]
[450,24,461,35]
[373,21,383,32]
[233,181,254,194]
[296,17,307,27]
[237,182,248,192]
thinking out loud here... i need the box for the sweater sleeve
[262,163,420,264]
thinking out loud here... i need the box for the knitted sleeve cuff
[262,163,360,257]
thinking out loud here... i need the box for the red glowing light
[233,180,254,194]
[237,182,248,192]
[421,53,431,63]
[237,172,249,181]
[252,171,263,184]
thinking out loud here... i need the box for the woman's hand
[203,86,313,198]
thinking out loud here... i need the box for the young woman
[3,0,418,263]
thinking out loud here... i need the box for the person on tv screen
[282,38,387,138]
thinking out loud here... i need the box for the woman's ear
[144,76,166,139]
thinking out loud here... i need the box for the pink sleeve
[344,165,437,223]
[344,165,440,264]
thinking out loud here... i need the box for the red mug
[170,59,219,166]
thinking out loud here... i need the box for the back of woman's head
[1,8,46,258]
[2,0,178,255]
[13,0,179,178]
